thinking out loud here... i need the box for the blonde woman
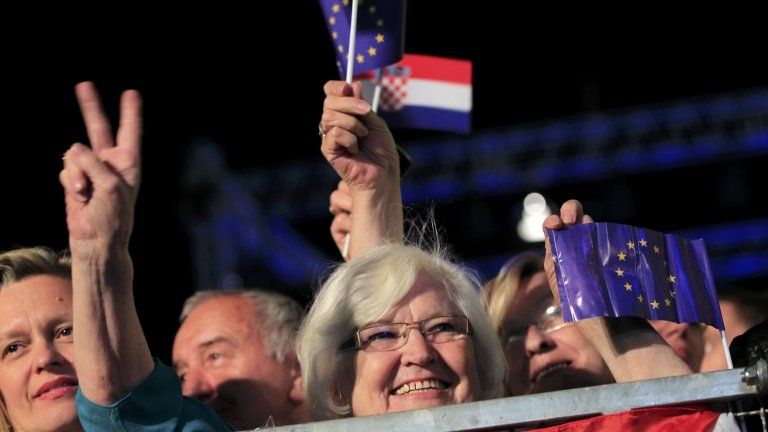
[0,247,81,432]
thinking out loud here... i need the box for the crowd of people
[0,80,764,431]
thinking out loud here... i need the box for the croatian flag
[357,54,472,134]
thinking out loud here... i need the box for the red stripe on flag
[355,71,377,80]
[396,54,471,84]
[531,406,721,432]
[354,54,471,84]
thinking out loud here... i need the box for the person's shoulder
[75,360,233,432]
[151,360,234,431]
[179,396,234,431]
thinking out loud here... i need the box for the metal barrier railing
[262,360,767,432]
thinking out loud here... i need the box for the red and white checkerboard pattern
[380,75,408,112]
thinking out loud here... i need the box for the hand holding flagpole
[340,0,359,259]
[342,66,385,259]
[319,0,406,260]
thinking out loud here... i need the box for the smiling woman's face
[348,272,481,416]
[504,272,614,395]
[0,275,80,432]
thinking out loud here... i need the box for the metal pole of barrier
[263,365,766,432]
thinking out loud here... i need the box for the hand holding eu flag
[543,199,595,306]
[542,200,694,382]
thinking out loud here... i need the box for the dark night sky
[2,6,766,361]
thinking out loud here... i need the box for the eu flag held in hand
[547,223,724,329]
[319,0,406,77]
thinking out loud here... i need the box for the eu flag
[319,0,406,77]
[547,222,724,329]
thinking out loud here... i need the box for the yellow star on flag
[329,16,336,25]
[332,3,340,12]
[639,239,648,247]
[615,268,625,277]
[375,33,384,43]
[356,54,365,63]
[377,19,384,27]
[332,31,338,40]
[664,298,672,307]
[369,5,376,13]
[667,275,677,283]
[337,45,344,53]
[637,295,644,303]
[617,251,627,261]
[653,245,661,254]
[624,282,633,291]
[651,300,660,309]
[627,241,635,250]
[342,0,349,4]
[670,290,676,298]
[367,47,377,56]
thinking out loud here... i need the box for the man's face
[172,296,299,429]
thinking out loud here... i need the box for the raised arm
[320,80,403,259]
[542,200,691,382]
[59,81,153,404]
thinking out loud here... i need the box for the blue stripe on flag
[381,106,471,134]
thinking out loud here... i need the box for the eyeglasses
[502,305,571,346]
[345,315,471,352]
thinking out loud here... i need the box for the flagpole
[719,329,747,432]
[345,0,359,84]
[721,330,734,369]
[341,232,352,260]
[371,68,383,113]
[342,69,382,260]
[340,0,360,260]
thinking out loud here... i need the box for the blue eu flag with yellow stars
[547,222,724,329]
[319,0,406,77]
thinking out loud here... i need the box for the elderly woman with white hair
[310,80,504,418]
[298,243,505,419]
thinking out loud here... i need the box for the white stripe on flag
[405,79,472,112]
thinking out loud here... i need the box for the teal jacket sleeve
[75,360,232,432]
